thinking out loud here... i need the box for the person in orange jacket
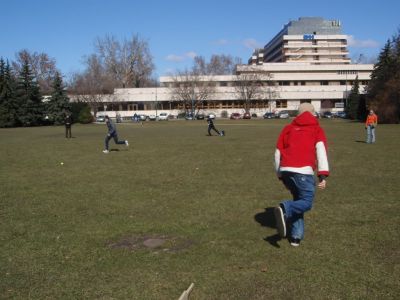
[365,109,378,143]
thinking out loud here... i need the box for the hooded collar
[292,111,318,126]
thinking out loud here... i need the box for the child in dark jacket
[273,103,329,246]
[103,116,129,153]
[207,116,223,136]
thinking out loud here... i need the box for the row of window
[96,98,346,112]
[96,100,289,111]
[165,79,369,88]
[278,80,368,86]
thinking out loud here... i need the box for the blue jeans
[280,172,315,240]
[366,125,376,143]
[105,133,125,150]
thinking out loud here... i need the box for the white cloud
[185,51,197,59]
[347,35,380,48]
[213,39,229,46]
[165,51,197,62]
[166,54,185,62]
[243,38,262,50]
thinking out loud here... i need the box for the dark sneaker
[290,238,301,247]
[274,206,286,237]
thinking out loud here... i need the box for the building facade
[89,17,373,118]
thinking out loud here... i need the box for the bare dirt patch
[107,235,194,252]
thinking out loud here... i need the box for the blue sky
[1,0,399,79]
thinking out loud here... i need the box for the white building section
[89,17,373,119]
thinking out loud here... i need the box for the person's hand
[107,133,110,137]
[318,179,327,189]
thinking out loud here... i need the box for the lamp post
[191,82,195,120]
[155,86,158,119]
[154,73,159,119]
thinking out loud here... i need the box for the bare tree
[193,54,241,75]
[95,34,155,88]
[233,69,278,113]
[169,69,216,116]
[234,73,264,113]
[168,54,240,116]
[68,55,114,117]
[12,49,58,94]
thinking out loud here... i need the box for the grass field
[0,119,399,299]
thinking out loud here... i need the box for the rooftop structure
[249,17,350,65]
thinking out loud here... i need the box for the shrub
[78,106,93,124]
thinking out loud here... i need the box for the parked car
[148,115,157,121]
[96,115,106,122]
[278,110,290,119]
[313,111,321,118]
[263,112,276,119]
[139,114,148,121]
[323,111,333,118]
[251,113,258,118]
[230,113,241,120]
[243,112,251,119]
[207,113,216,119]
[185,113,194,120]
[336,111,347,118]
[196,113,205,120]
[158,112,169,120]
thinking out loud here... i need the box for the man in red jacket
[273,103,329,246]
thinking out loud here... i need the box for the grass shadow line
[254,207,283,248]
[254,207,276,228]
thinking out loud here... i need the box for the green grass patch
[1,119,399,299]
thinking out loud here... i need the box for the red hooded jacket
[274,112,329,177]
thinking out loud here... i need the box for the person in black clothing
[103,115,129,153]
[207,116,224,136]
[65,113,72,138]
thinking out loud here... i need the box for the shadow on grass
[355,140,366,143]
[254,207,283,248]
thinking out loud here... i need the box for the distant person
[64,113,72,138]
[207,115,224,136]
[273,103,329,247]
[116,113,122,123]
[103,115,129,153]
[365,109,378,144]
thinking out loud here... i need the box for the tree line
[366,29,400,123]
[0,55,72,127]
[347,28,400,123]
[2,29,400,127]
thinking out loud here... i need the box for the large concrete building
[92,17,373,118]
[249,17,350,65]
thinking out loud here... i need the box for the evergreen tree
[0,58,4,84]
[15,58,43,126]
[346,76,360,120]
[47,72,70,125]
[78,105,93,124]
[366,31,400,123]
[367,40,394,102]
[0,59,18,127]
